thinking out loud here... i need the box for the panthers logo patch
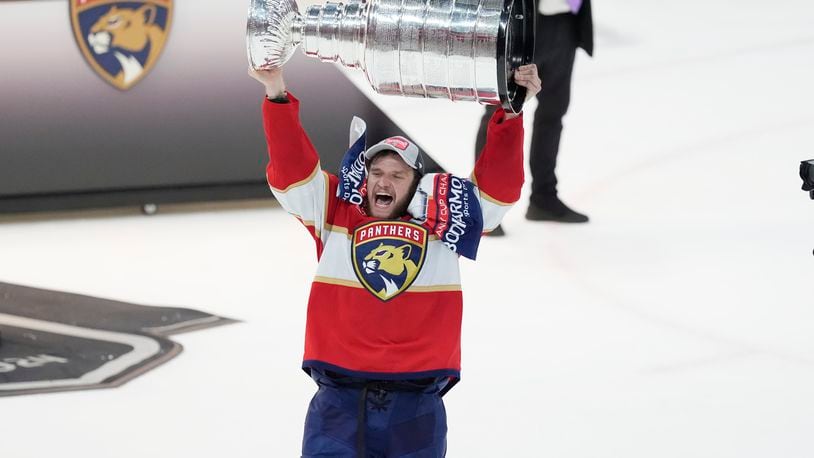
[70,0,173,90]
[352,221,428,301]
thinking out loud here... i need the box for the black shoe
[484,225,505,236]
[525,199,589,223]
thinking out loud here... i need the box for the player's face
[366,154,416,219]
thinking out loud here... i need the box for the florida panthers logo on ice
[352,221,428,301]
[70,0,173,90]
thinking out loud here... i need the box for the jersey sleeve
[471,108,525,232]
[262,93,338,258]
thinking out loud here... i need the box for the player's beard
[365,179,419,219]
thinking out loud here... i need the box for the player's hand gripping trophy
[246,0,535,113]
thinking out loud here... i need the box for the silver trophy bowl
[247,0,533,112]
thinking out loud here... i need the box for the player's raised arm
[250,67,336,257]
[471,64,541,232]
[249,67,321,189]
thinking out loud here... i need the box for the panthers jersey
[262,94,524,391]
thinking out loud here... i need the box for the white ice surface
[2,0,814,457]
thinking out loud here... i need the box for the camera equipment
[801,160,814,199]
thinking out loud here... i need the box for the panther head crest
[85,3,166,87]
[362,243,419,297]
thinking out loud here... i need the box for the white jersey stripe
[313,276,462,293]
[315,229,462,287]
[480,198,512,231]
[271,170,329,241]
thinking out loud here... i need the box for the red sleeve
[471,108,525,204]
[262,93,321,191]
[261,92,340,260]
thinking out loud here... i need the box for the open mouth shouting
[365,152,416,218]
[368,185,406,219]
[374,191,394,210]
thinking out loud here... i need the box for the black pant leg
[474,14,578,205]
[529,13,577,206]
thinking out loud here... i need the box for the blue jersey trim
[302,360,460,394]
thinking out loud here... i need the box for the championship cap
[365,136,425,176]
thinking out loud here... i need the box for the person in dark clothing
[475,0,593,230]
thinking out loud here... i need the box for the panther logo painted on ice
[352,221,428,301]
[70,0,173,90]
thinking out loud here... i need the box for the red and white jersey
[262,94,524,389]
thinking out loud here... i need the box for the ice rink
[2,0,813,456]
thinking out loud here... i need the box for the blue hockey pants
[302,370,448,457]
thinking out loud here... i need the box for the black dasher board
[0,281,237,397]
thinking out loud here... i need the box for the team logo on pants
[70,0,173,90]
[352,221,428,301]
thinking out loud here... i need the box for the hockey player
[250,64,541,457]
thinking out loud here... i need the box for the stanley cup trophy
[247,0,534,113]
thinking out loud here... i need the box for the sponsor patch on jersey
[352,221,428,301]
[70,0,173,90]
